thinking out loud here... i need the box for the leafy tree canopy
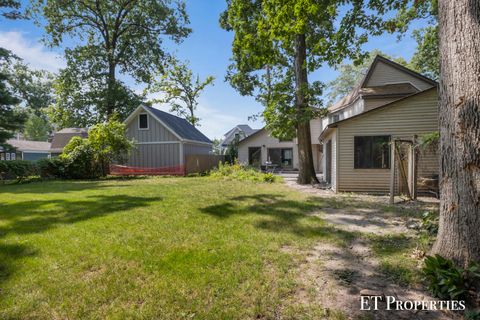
[220,0,396,138]
[24,113,50,141]
[146,59,214,127]
[47,47,144,128]
[1,1,26,145]
[30,0,191,123]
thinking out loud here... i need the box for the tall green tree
[31,0,191,124]
[24,113,50,141]
[0,50,26,145]
[2,60,55,140]
[392,0,439,79]
[147,59,214,127]
[0,1,26,145]
[4,61,55,115]
[48,48,143,128]
[410,25,439,80]
[221,0,389,184]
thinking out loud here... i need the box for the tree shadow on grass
[200,194,358,243]
[0,193,160,288]
[0,180,140,194]
[0,194,160,238]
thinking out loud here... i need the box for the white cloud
[0,31,64,72]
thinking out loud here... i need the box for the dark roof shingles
[145,106,212,144]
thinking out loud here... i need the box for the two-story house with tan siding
[319,55,439,194]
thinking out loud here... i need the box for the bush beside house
[0,120,133,182]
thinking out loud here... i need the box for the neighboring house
[319,55,439,194]
[237,118,323,172]
[2,139,51,161]
[120,105,212,174]
[50,128,88,156]
[220,125,259,154]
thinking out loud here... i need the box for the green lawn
[0,177,350,319]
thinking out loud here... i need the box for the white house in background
[220,125,259,154]
[237,118,323,172]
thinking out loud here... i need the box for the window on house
[139,113,148,129]
[6,153,10,161]
[354,136,390,169]
[11,153,16,160]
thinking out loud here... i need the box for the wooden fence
[184,155,225,175]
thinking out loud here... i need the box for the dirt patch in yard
[283,181,460,319]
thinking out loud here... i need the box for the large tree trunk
[432,0,480,267]
[294,34,319,185]
[106,61,116,119]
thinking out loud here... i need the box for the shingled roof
[328,83,420,112]
[50,128,88,153]
[5,139,51,152]
[144,106,212,144]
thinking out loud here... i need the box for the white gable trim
[125,105,183,141]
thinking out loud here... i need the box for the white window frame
[6,153,10,161]
[11,153,16,160]
[138,113,149,130]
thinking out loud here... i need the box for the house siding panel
[336,89,439,194]
[128,143,180,168]
[126,113,179,143]
[184,143,212,156]
[365,61,433,91]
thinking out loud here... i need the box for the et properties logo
[361,294,466,311]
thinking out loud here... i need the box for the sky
[0,0,427,140]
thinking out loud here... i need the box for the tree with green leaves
[410,25,439,80]
[61,119,134,178]
[0,50,26,145]
[0,0,22,19]
[147,59,214,127]
[221,0,392,184]
[23,113,50,141]
[0,1,26,145]
[392,0,439,80]
[48,50,144,128]
[326,49,409,105]
[4,61,55,115]
[1,59,55,140]
[30,0,191,124]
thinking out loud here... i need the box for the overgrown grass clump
[210,162,281,183]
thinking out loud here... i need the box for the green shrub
[0,160,38,181]
[420,211,439,235]
[210,162,281,183]
[61,137,100,179]
[36,157,67,179]
[465,310,480,320]
[422,254,480,300]
[59,119,134,179]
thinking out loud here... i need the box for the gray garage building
[117,105,212,175]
